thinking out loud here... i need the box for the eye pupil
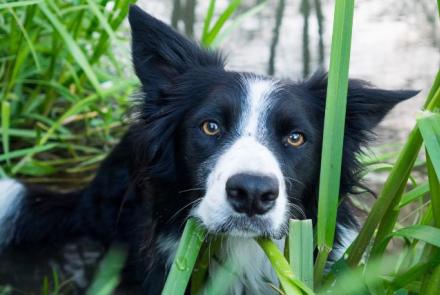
[208,122,217,131]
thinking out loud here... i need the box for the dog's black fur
[0,5,417,293]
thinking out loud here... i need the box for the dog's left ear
[128,5,224,99]
[306,72,419,132]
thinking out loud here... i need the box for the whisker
[283,176,306,189]
[178,187,204,194]
[286,202,306,219]
[169,198,202,222]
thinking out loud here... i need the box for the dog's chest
[157,235,282,294]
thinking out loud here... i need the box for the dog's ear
[305,72,418,133]
[305,72,418,196]
[128,5,224,99]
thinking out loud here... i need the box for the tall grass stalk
[313,0,355,284]
[162,218,207,295]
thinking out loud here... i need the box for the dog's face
[176,74,322,237]
[128,6,416,238]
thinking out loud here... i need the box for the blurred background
[0,0,439,293]
[138,0,439,142]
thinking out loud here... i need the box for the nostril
[261,192,277,202]
[227,188,242,200]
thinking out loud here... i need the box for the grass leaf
[0,0,40,9]
[314,0,355,283]
[257,238,314,295]
[87,246,127,295]
[289,219,314,289]
[418,112,440,181]
[37,2,103,96]
[162,218,207,295]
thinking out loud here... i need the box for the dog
[0,5,417,294]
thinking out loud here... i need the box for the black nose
[226,173,279,216]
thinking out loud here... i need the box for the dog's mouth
[197,214,286,239]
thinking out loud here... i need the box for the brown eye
[201,121,220,136]
[285,131,305,147]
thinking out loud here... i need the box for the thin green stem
[162,218,207,295]
[314,0,355,284]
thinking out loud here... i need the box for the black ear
[305,72,418,197]
[128,5,224,99]
[305,72,419,132]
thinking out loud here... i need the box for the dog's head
[128,6,417,238]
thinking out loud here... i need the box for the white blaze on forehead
[193,76,288,236]
[240,77,278,138]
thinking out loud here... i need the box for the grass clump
[0,0,138,185]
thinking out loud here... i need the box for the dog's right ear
[128,5,224,99]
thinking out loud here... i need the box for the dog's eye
[285,131,305,147]
[201,121,221,136]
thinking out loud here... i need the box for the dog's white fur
[187,77,289,294]
[0,179,25,249]
[193,77,288,237]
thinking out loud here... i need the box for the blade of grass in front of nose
[162,218,207,295]
[314,0,355,285]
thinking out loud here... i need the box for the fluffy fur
[0,5,418,294]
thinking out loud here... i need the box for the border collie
[0,5,417,294]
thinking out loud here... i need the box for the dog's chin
[203,215,285,239]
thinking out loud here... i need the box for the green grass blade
[418,112,440,181]
[210,0,267,48]
[201,0,216,43]
[323,254,405,295]
[389,254,440,291]
[0,143,58,162]
[420,152,440,293]
[7,5,41,70]
[190,237,221,294]
[203,0,242,46]
[289,219,314,289]
[314,0,355,283]
[202,256,239,295]
[0,0,41,9]
[18,160,57,176]
[1,101,11,164]
[11,79,136,174]
[398,183,430,208]
[438,0,440,18]
[86,246,127,295]
[427,152,440,228]
[37,2,103,96]
[380,225,440,248]
[87,0,117,42]
[422,265,440,295]
[162,218,207,295]
[257,238,314,295]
